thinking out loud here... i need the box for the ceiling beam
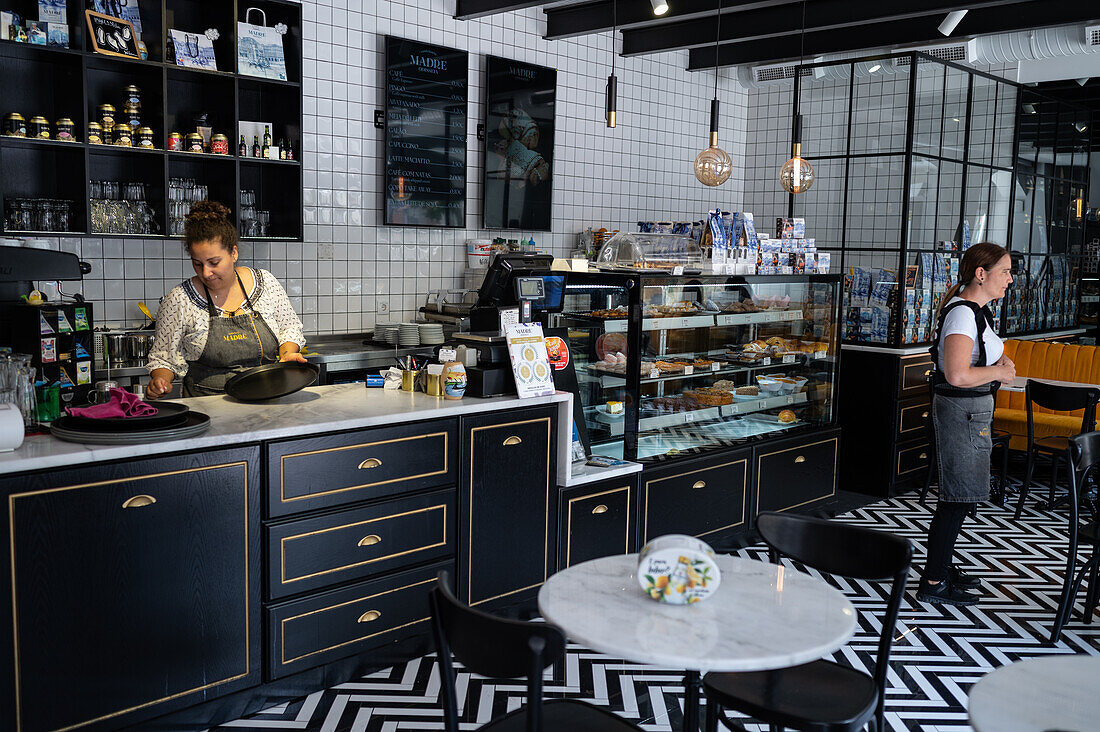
[544,0,796,40]
[623,0,1032,57]
[687,4,1100,70]
[455,0,546,21]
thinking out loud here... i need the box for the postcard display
[483,56,556,231]
[384,36,468,228]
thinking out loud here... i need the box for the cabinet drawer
[266,561,446,679]
[897,399,932,438]
[267,419,456,517]
[755,434,839,513]
[560,481,636,569]
[896,441,932,477]
[899,357,933,398]
[642,456,748,543]
[266,489,455,600]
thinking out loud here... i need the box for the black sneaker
[948,564,983,589]
[916,580,979,606]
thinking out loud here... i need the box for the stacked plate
[378,324,399,345]
[419,323,445,345]
[399,322,421,346]
[50,403,212,445]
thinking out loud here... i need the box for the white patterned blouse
[146,267,306,377]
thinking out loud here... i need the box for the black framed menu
[483,56,556,231]
[384,36,468,228]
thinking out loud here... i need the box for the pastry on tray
[735,385,759,396]
[777,409,797,424]
[685,387,734,406]
[712,379,738,391]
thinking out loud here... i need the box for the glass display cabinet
[550,273,842,463]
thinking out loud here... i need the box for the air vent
[895,40,977,66]
[754,64,796,82]
[1087,25,1100,47]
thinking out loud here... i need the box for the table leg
[683,670,701,731]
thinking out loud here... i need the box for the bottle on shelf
[263,125,272,148]
[279,138,288,160]
[252,135,260,158]
[239,135,247,157]
[286,140,294,161]
[262,138,270,159]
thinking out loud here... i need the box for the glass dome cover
[595,231,705,270]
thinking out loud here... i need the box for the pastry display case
[594,231,706,272]
[550,273,842,463]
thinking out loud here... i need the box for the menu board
[384,36,468,228]
[483,56,556,231]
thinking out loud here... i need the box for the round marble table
[969,655,1100,732]
[537,553,857,730]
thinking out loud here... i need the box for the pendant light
[780,0,815,194]
[606,0,617,128]
[693,0,731,187]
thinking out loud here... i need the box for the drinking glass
[0,355,15,404]
[89,180,104,199]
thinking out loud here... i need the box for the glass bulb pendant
[694,98,731,187]
[780,142,815,194]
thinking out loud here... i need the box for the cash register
[457,253,565,397]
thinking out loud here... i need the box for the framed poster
[85,10,139,59]
[384,36,468,228]
[483,56,556,231]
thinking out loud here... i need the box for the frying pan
[224,361,319,402]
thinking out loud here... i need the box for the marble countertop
[563,460,643,487]
[969,655,1100,732]
[538,553,856,672]
[2,385,571,476]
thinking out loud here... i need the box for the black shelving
[0,0,303,241]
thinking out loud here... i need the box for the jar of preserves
[137,127,155,148]
[55,118,75,142]
[87,121,103,145]
[167,131,182,151]
[114,127,132,147]
[124,85,141,108]
[185,132,205,153]
[29,116,50,139]
[123,104,141,132]
[3,112,26,137]
[210,134,229,155]
[98,103,116,127]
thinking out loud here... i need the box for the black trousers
[923,500,974,582]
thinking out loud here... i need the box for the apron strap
[200,269,257,316]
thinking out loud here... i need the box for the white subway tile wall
[39,0,752,335]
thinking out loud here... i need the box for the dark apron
[183,271,279,397]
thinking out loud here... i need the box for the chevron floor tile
[212,475,1100,732]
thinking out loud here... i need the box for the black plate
[51,411,211,444]
[225,361,320,402]
[63,400,191,431]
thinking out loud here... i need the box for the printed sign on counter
[504,322,555,398]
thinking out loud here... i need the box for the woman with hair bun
[145,201,306,398]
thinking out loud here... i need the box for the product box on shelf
[1,11,20,39]
[38,0,64,24]
[45,22,67,47]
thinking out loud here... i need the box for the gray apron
[932,393,994,503]
[183,271,279,397]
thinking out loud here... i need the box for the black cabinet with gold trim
[753,429,840,514]
[558,476,640,569]
[640,450,751,546]
[840,348,931,496]
[458,406,557,612]
[0,446,261,732]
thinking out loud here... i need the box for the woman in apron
[919,242,1015,606]
[146,201,306,398]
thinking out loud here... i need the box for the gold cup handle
[357,610,381,623]
[692,480,706,489]
[358,458,382,470]
[122,495,156,509]
[592,504,608,515]
[358,534,382,547]
[503,436,523,446]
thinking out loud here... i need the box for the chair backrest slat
[1026,380,1100,437]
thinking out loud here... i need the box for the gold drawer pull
[692,480,706,489]
[358,458,382,470]
[794,455,806,464]
[503,436,523,446]
[592,504,609,515]
[922,411,929,418]
[357,610,381,623]
[923,369,932,378]
[122,495,156,509]
[358,534,382,547]
[919,452,928,460]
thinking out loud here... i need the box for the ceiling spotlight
[1076,77,1090,86]
[1076,121,1089,132]
[868,63,881,73]
[650,0,670,15]
[938,9,968,36]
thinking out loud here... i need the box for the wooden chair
[1014,380,1100,520]
[702,512,912,732]
[1050,431,1100,643]
[430,571,644,732]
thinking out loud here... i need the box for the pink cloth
[66,388,158,419]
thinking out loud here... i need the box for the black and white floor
[213,479,1100,732]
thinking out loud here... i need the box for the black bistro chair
[1014,380,1100,520]
[429,571,644,732]
[1049,431,1100,643]
[702,512,913,732]
[919,377,1011,509]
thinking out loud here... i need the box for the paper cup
[637,534,721,605]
